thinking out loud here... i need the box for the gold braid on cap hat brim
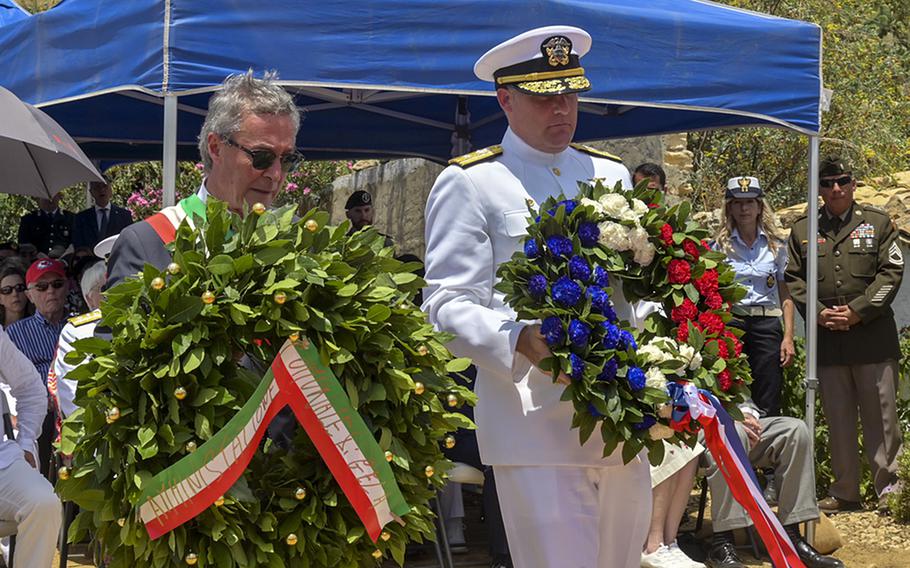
[496,67,586,86]
[514,76,591,95]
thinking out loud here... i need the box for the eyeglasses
[819,175,852,189]
[29,279,66,292]
[0,283,26,295]
[222,137,303,173]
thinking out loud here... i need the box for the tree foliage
[689,0,910,213]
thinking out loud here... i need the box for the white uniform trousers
[0,456,62,568]
[495,460,651,568]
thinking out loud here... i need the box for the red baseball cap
[26,258,67,286]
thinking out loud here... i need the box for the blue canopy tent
[0,1,827,537]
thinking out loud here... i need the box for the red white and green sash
[138,339,409,542]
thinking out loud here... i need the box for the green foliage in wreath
[57,200,475,567]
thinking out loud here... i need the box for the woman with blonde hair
[715,176,796,417]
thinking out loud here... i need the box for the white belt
[732,306,782,317]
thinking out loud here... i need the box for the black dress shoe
[793,539,844,568]
[706,542,745,568]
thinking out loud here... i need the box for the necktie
[99,208,110,237]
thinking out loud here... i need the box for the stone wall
[331,134,694,259]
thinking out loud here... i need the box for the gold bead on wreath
[380,531,391,542]
[116,517,126,527]
[105,406,121,424]
[413,382,425,395]
[185,441,197,453]
[150,277,165,291]
[286,533,298,546]
[185,552,198,565]
[417,345,429,356]
[252,202,266,215]
[372,549,383,559]
[295,487,307,500]
[424,465,435,478]
[273,291,287,305]
[214,496,225,507]
[58,466,71,480]
[167,262,181,275]
[446,394,458,407]
[444,435,456,449]
[201,291,215,304]
[384,451,394,462]
[174,386,187,401]
[304,219,319,232]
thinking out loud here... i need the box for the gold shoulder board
[570,143,623,163]
[69,309,102,327]
[448,145,503,168]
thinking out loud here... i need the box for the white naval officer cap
[725,176,763,199]
[474,26,593,96]
[93,233,120,259]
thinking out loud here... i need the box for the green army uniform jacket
[785,202,904,365]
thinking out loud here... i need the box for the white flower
[633,243,656,266]
[649,422,676,441]
[598,193,631,218]
[580,197,605,216]
[639,344,669,365]
[597,221,632,251]
[688,350,703,371]
[620,208,641,223]
[632,199,649,216]
[645,367,668,390]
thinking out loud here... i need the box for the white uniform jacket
[423,128,637,467]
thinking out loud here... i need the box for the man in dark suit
[72,180,133,252]
[106,70,301,287]
[17,194,74,255]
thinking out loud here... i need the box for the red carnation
[671,298,698,323]
[648,202,659,209]
[660,223,674,246]
[724,331,743,356]
[709,338,730,360]
[683,240,701,260]
[694,269,719,295]
[698,311,725,336]
[676,324,690,343]
[668,259,691,284]
[718,369,733,391]
[705,292,723,310]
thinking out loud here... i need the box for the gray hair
[80,261,107,306]
[197,70,301,170]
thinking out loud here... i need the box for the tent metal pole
[162,93,178,207]
[804,135,820,545]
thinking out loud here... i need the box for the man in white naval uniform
[423,26,651,568]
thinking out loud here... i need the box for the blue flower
[587,286,608,312]
[633,415,657,431]
[601,322,621,350]
[602,301,617,322]
[588,403,604,418]
[597,358,618,381]
[546,235,573,258]
[540,316,565,347]
[552,276,582,308]
[528,274,548,300]
[579,222,600,247]
[547,199,578,217]
[593,266,610,288]
[568,256,591,283]
[619,330,637,351]
[569,353,586,380]
[568,319,591,348]
[627,367,646,391]
[524,238,540,259]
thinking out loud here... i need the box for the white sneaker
[641,544,678,568]
[667,541,705,568]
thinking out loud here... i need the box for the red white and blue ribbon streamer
[669,384,806,568]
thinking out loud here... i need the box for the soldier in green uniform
[785,156,904,513]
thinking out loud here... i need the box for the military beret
[474,26,592,96]
[725,176,763,199]
[819,155,851,178]
[345,190,372,210]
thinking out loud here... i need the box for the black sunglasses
[819,175,852,189]
[29,279,66,292]
[0,283,26,295]
[223,137,303,173]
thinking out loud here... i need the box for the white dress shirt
[0,327,47,469]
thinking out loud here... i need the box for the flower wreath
[58,200,474,567]
[496,180,751,463]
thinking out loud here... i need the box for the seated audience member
[641,442,704,567]
[0,262,33,329]
[0,243,17,261]
[72,179,133,250]
[51,259,106,419]
[6,258,71,477]
[702,401,843,568]
[16,243,38,267]
[0,326,63,567]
